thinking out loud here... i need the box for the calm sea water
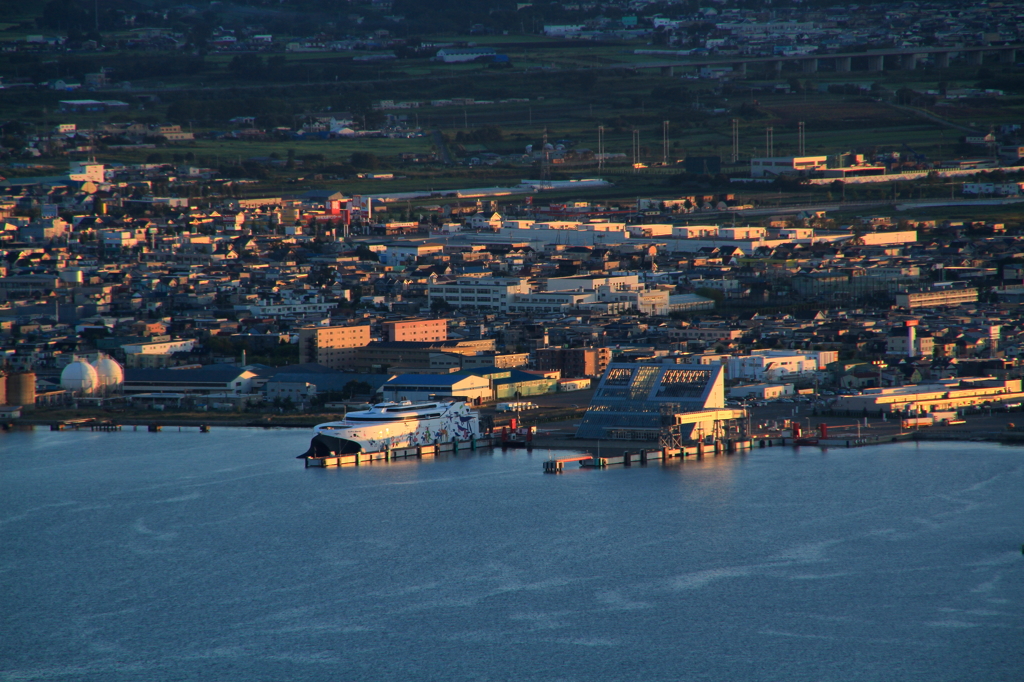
[1,427,1022,682]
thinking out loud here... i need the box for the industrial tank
[7,372,36,408]
[92,356,124,393]
[60,360,100,395]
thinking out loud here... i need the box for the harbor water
[2,427,1022,681]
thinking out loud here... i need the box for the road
[432,129,454,165]
[887,103,981,135]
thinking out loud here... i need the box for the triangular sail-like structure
[575,363,727,442]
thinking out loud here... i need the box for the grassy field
[3,25,1024,211]
[92,136,435,167]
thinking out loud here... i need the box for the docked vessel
[304,399,480,457]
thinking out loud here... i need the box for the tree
[695,287,724,304]
[350,152,380,170]
[354,244,379,262]
[228,54,266,80]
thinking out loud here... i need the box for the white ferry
[305,400,480,457]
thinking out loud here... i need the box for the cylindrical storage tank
[61,361,100,395]
[92,356,124,393]
[7,372,36,409]
[0,374,6,406]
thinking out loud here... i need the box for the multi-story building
[382,318,448,343]
[507,291,593,314]
[750,155,827,178]
[428,277,531,313]
[669,327,744,343]
[886,320,934,357]
[895,283,978,309]
[352,339,497,374]
[726,350,838,382]
[832,378,1024,414]
[297,324,371,369]
[575,363,731,441]
[534,347,611,378]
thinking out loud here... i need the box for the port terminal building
[830,378,1024,415]
[575,362,744,442]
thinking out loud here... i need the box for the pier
[50,418,122,431]
[543,440,757,472]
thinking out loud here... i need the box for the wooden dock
[304,435,500,468]
[51,419,122,432]
[544,439,759,473]
[51,419,95,431]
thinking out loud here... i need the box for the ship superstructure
[306,400,480,456]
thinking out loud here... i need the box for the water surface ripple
[2,428,1022,681]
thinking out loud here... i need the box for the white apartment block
[121,339,197,355]
[895,285,978,309]
[428,277,531,313]
[672,225,719,239]
[380,242,445,265]
[668,328,744,343]
[751,156,827,178]
[595,286,669,315]
[239,300,337,317]
[508,291,594,314]
[726,350,838,382]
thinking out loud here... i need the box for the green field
[3,11,1024,212]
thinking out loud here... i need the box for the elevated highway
[625,44,1021,77]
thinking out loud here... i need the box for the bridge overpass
[627,44,1021,77]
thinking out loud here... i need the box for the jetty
[543,439,757,473]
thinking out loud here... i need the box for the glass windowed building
[575,363,726,441]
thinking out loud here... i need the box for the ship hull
[304,401,480,457]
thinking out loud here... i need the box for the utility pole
[798,121,805,156]
[766,126,774,157]
[662,120,669,165]
[731,118,739,163]
[541,127,550,181]
[598,125,604,171]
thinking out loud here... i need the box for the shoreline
[8,418,1024,449]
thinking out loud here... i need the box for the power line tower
[632,128,640,168]
[766,126,774,157]
[731,118,739,163]
[798,121,805,156]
